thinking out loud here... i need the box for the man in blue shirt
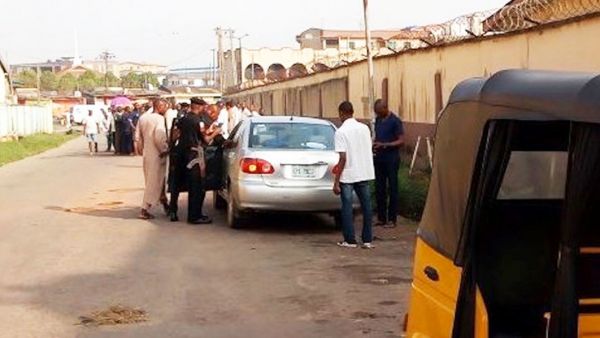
[373,99,405,227]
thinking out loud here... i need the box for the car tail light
[241,158,275,174]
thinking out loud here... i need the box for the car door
[223,121,247,194]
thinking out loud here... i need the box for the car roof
[249,116,333,126]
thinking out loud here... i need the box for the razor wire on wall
[484,0,600,32]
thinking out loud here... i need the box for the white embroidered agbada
[135,112,168,210]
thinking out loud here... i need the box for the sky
[0,0,508,69]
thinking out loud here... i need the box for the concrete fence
[0,105,54,138]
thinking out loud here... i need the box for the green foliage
[121,72,159,88]
[0,132,79,166]
[397,164,430,221]
[121,72,142,88]
[40,71,58,91]
[58,73,78,93]
[16,70,37,88]
[78,70,100,91]
[371,162,431,222]
[142,72,159,87]
[105,72,121,87]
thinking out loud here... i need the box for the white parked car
[212,116,357,228]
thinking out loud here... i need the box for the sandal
[138,210,155,220]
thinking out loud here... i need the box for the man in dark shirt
[373,99,405,227]
[171,98,221,224]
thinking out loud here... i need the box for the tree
[141,72,160,88]
[78,70,100,91]
[121,72,142,88]
[16,70,37,88]
[104,72,120,87]
[40,71,58,91]
[58,73,78,94]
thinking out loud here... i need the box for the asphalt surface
[0,136,416,338]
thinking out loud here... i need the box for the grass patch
[397,164,430,221]
[371,162,431,222]
[0,132,79,166]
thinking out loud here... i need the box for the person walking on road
[83,110,100,156]
[102,108,115,152]
[333,101,375,249]
[113,106,124,155]
[373,99,405,228]
[135,99,170,220]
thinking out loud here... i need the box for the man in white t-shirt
[83,110,100,156]
[333,101,375,249]
[217,102,230,139]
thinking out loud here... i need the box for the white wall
[0,105,53,137]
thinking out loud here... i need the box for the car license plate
[292,166,317,178]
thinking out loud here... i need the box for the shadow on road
[45,205,143,221]
[236,212,338,235]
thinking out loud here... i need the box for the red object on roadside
[241,158,275,174]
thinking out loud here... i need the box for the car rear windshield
[249,122,335,150]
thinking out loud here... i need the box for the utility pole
[215,27,225,93]
[362,0,376,134]
[98,50,115,91]
[211,48,216,86]
[228,29,236,88]
[236,34,249,84]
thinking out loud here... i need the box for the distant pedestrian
[135,99,170,220]
[83,110,100,156]
[249,103,261,117]
[113,106,124,155]
[102,108,115,152]
[333,101,375,249]
[120,106,135,155]
[373,99,404,228]
[217,101,230,138]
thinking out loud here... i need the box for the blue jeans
[340,181,373,244]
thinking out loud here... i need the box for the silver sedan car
[214,116,347,228]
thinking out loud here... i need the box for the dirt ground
[0,137,417,338]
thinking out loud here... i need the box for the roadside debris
[77,305,148,326]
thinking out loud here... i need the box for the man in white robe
[135,99,169,219]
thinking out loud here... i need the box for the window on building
[304,33,313,39]
[434,72,443,113]
[349,41,356,49]
[404,42,412,50]
[325,39,339,48]
[381,78,389,104]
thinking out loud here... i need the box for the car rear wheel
[227,190,242,229]
[213,191,227,210]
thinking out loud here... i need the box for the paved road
[0,137,416,338]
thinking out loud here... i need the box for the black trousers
[120,133,133,155]
[187,164,206,222]
[106,132,115,151]
[374,158,400,223]
[114,127,122,154]
[168,154,187,214]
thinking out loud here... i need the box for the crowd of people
[113,97,262,223]
[84,95,405,250]
[82,99,262,157]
